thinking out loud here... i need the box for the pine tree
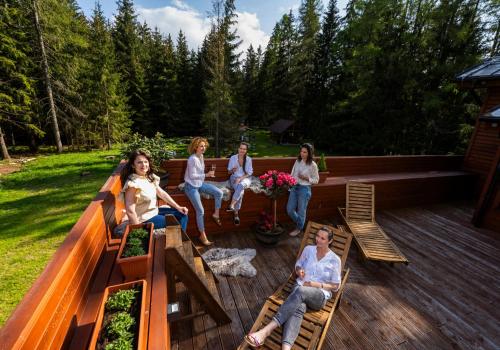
[83,2,130,148]
[0,0,42,159]
[113,0,146,133]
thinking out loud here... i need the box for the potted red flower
[256,170,297,244]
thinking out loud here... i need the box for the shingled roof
[456,56,500,82]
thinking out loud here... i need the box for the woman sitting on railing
[183,137,223,246]
[226,142,253,226]
[287,143,319,237]
[244,226,341,349]
[120,150,189,232]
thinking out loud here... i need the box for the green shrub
[129,228,149,240]
[120,133,176,170]
[318,153,328,172]
[106,289,138,312]
[106,312,135,339]
[104,337,134,350]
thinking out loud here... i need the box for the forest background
[1,0,500,159]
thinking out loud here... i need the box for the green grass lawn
[247,130,299,157]
[0,150,119,326]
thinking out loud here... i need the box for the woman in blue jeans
[120,150,189,232]
[244,227,341,349]
[287,143,319,237]
[184,137,223,246]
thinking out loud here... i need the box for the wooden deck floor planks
[169,202,500,350]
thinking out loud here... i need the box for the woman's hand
[303,281,321,288]
[298,173,309,181]
[231,166,238,173]
[295,266,305,280]
[235,177,242,185]
[207,170,215,177]
[177,206,189,215]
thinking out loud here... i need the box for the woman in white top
[120,150,189,232]
[287,143,319,237]
[244,226,341,349]
[184,137,223,246]
[226,142,253,225]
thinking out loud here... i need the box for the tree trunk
[492,19,500,57]
[0,126,11,160]
[32,0,63,153]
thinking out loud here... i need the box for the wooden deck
[170,201,500,350]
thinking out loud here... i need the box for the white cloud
[235,11,270,55]
[136,6,269,58]
[136,5,211,50]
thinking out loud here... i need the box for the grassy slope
[0,150,119,326]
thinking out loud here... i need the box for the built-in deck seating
[238,221,352,349]
[162,155,476,235]
[338,181,409,265]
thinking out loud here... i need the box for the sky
[76,0,348,55]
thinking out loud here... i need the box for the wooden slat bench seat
[338,181,409,265]
[238,221,352,350]
[161,156,476,235]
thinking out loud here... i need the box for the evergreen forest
[1,0,499,158]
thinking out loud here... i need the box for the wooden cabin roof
[269,119,295,134]
[479,104,500,121]
[456,56,500,83]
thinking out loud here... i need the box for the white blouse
[121,174,160,222]
[227,154,253,178]
[295,245,341,299]
[184,154,206,187]
[291,159,319,186]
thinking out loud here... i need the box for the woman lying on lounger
[244,226,341,349]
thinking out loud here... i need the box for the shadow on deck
[173,201,500,350]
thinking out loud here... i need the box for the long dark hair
[298,143,314,165]
[239,142,250,174]
[120,150,155,186]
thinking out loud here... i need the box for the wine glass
[210,164,216,177]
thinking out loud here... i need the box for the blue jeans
[273,285,326,347]
[229,175,251,210]
[287,185,312,230]
[184,182,223,232]
[145,207,188,232]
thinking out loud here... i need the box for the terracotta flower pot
[89,279,147,350]
[318,171,329,183]
[116,222,154,280]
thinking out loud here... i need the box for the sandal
[234,216,240,226]
[212,215,222,226]
[200,237,213,246]
[244,334,263,348]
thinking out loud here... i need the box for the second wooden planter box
[88,279,148,350]
[117,222,154,280]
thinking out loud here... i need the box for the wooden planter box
[117,222,154,280]
[318,171,329,183]
[89,280,148,350]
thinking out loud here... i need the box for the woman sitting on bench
[120,149,189,231]
[244,226,341,349]
[226,142,253,225]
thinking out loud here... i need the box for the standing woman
[287,143,319,237]
[226,142,253,225]
[121,150,189,232]
[184,137,223,246]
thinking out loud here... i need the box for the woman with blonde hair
[184,137,223,245]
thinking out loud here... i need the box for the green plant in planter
[122,228,149,258]
[318,153,328,172]
[106,289,138,312]
[105,337,133,350]
[120,133,176,170]
[106,311,135,339]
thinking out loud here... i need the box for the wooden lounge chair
[239,221,352,350]
[338,181,409,265]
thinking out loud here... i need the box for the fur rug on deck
[202,248,257,278]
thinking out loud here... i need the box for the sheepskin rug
[202,248,257,278]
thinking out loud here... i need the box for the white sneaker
[289,229,301,237]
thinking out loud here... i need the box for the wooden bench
[238,221,352,350]
[161,156,476,235]
[338,181,409,265]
